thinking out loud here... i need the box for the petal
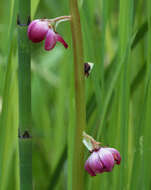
[28,19,39,40]
[55,34,68,48]
[88,151,104,174]
[84,159,96,176]
[28,20,49,43]
[105,148,121,165]
[45,29,56,51]
[98,148,115,172]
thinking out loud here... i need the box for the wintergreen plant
[0,0,151,190]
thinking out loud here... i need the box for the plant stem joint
[17,15,31,26]
[19,130,32,139]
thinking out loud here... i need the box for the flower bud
[28,19,49,43]
[85,147,121,176]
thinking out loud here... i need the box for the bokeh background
[0,0,151,190]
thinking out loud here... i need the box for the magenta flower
[28,19,68,51]
[84,147,121,176]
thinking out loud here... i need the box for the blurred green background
[0,0,151,189]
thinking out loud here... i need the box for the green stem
[69,0,86,189]
[18,0,32,189]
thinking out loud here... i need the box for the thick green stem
[18,0,32,189]
[69,0,86,189]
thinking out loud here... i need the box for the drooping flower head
[83,132,121,176]
[84,147,121,176]
[27,16,70,51]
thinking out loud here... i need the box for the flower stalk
[17,0,32,189]
[45,15,71,28]
[69,0,86,189]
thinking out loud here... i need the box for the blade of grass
[31,0,40,19]
[0,52,19,190]
[96,42,131,139]
[0,0,19,189]
[143,1,151,189]
[116,0,133,189]
[48,144,67,190]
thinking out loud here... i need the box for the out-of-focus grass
[0,0,19,190]
[0,0,151,189]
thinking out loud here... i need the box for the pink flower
[84,147,121,176]
[28,19,68,50]
[28,19,49,42]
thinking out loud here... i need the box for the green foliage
[0,0,151,189]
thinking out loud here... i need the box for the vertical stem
[69,0,86,189]
[18,0,32,189]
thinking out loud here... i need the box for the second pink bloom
[85,147,121,176]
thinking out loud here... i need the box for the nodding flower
[27,19,68,51]
[84,147,121,176]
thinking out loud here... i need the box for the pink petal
[28,20,49,43]
[55,34,68,48]
[88,151,104,174]
[28,19,39,40]
[98,148,115,172]
[105,148,121,165]
[84,159,96,176]
[44,29,56,51]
